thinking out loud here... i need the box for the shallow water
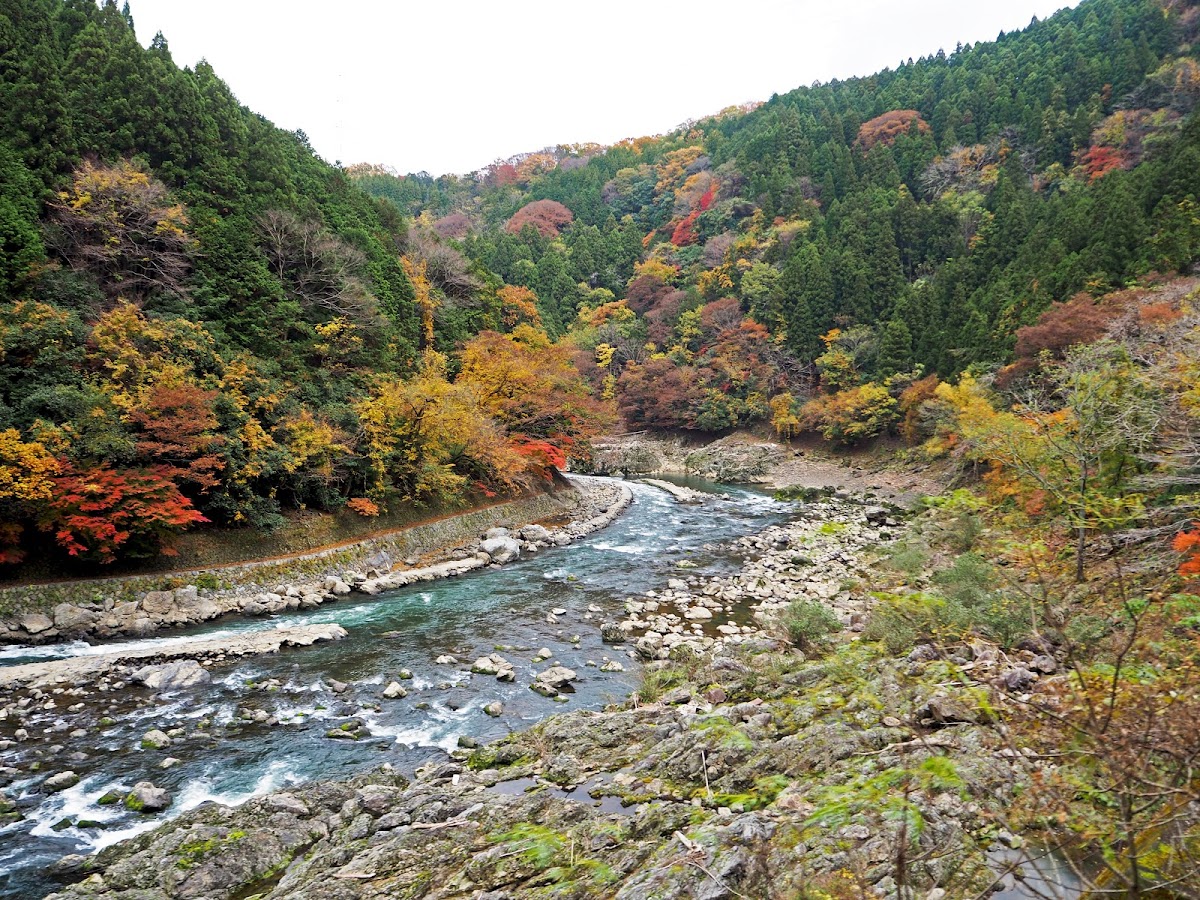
[0,476,791,899]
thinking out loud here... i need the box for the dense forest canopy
[2,0,1200,566]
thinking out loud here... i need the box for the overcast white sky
[126,0,1081,176]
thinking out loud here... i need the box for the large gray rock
[140,729,172,750]
[480,536,521,564]
[132,659,211,692]
[534,666,578,690]
[125,781,171,812]
[519,524,552,542]
[139,591,177,618]
[19,613,53,634]
[52,604,98,632]
[44,771,79,792]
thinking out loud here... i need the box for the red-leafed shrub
[41,463,208,563]
[1080,145,1131,182]
[1175,525,1200,577]
[128,382,225,491]
[1012,293,1119,360]
[506,200,574,238]
[510,436,568,471]
[432,213,473,240]
[671,209,701,246]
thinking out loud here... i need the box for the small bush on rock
[782,599,840,653]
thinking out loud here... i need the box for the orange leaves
[1079,145,1131,182]
[345,497,380,517]
[128,381,225,491]
[856,110,930,150]
[510,436,567,472]
[670,209,701,246]
[1174,525,1200,577]
[496,284,541,330]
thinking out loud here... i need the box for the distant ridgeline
[352,0,1200,424]
[2,0,1200,569]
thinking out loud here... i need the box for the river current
[0,477,791,899]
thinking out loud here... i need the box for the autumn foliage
[856,110,931,149]
[1175,525,1200,576]
[505,199,574,238]
[42,463,208,563]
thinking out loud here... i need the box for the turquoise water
[0,477,791,899]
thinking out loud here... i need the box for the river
[0,477,791,899]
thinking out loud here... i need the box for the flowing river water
[0,477,792,899]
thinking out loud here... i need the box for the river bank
[32,482,1063,900]
[0,478,793,899]
[0,479,631,647]
[588,431,947,507]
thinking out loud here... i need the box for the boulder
[44,771,79,793]
[684,607,713,620]
[382,681,407,699]
[534,666,578,690]
[124,781,171,813]
[132,660,211,692]
[266,793,310,816]
[52,604,99,632]
[480,536,520,564]
[519,524,551,542]
[483,702,503,717]
[139,591,177,618]
[483,527,510,540]
[141,729,172,750]
[434,655,459,666]
[19,613,53,635]
[600,623,626,643]
[916,694,978,727]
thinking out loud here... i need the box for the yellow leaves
[633,257,678,283]
[281,411,347,479]
[89,301,217,410]
[654,146,706,194]
[595,343,616,369]
[355,367,521,503]
[697,264,734,297]
[401,255,438,350]
[769,393,800,440]
[0,430,60,504]
[580,301,634,329]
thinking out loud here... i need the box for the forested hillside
[3,0,1200,570]
[0,0,606,568]
[354,0,1200,437]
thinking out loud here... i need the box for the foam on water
[364,699,482,753]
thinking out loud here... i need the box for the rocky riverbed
[32,483,1064,900]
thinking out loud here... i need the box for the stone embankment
[0,480,631,647]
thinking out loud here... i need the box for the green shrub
[782,599,840,653]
